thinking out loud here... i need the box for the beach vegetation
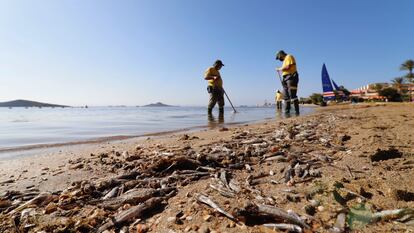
[309,93,324,105]
[401,94,411,102]
[400,59,414,101]
[372,83,384,93]
[378,87,402,102]
[391,77,405,94]
[299,97,312,104]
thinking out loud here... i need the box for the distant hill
[142,102,174,107]
[0,99,68,108]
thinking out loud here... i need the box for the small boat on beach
[321,64,345,101]
[322,64,336,101]
[331,79,345,99]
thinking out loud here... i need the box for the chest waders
[207,86,224,115]
[282,72,299,114]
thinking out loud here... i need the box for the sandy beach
[0,103,413,232]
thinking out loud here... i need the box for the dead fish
[115,171,140,180]
[264,155,286,162]
[102,186,120,200]
[372,208,414,223]
[95,178,122,191]
[99,187,174,210]
[195,193,237,221]
[229,179,241,193]
[209,184,235,198]
[252,142,269,148]
[245,164,252,171]
[263,223,302,233]
[219,170,230,188]
[161,152,174,156]
[10,192,54,214]
[242,139,264,144]
[97,197,163,233]
[330,213,346,233]
[0,179,15,185]
[284,166,294,183]
[0,199,12,208]
[242,202,310,229]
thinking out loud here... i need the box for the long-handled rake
[223,89,237,113]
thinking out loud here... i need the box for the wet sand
[0,103,413,232]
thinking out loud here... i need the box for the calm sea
[0,106,313,151]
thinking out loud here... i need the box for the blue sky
[0,0,413,106]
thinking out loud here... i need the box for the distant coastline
[141,102,175,107]
[0,99,68,108]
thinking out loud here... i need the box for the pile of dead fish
[0,113,412,232]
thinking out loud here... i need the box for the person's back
[275,91,283,110]
[276,91,283,101]
[281,54,297,77]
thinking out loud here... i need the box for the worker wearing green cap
[276,50,300,114]
[204,60,225,115]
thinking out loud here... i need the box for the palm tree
[391,77,405,94]
[400,60,414,102]
[372,83,383,93]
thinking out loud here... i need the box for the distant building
[350,82,413,100]
[400,83,414,92]
[400,84,414,102]
[350,83,389,100]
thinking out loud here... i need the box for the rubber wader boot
[218,109,224,123]
[284,102,291,113]
[294,100,300,115]
[219,108,224,115]
[208,108,213,115]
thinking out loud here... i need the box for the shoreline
[0,109,321,191]
[0,121,250,160]
[0,108,316,157]
[0,103,412,232]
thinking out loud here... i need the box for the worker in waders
[204,60,225,116]
[276,50,300,115]
[275,90,283,110]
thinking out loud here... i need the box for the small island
[0,99,68,108]
[141,102,174,107]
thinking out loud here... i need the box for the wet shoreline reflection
[207,112,224,128]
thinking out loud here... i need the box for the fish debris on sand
[0,103,413,232]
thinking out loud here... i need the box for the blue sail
[332,79,345,98]
[321,64,335,101]
[331,79,340,90]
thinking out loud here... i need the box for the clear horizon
[1,0,413,106]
